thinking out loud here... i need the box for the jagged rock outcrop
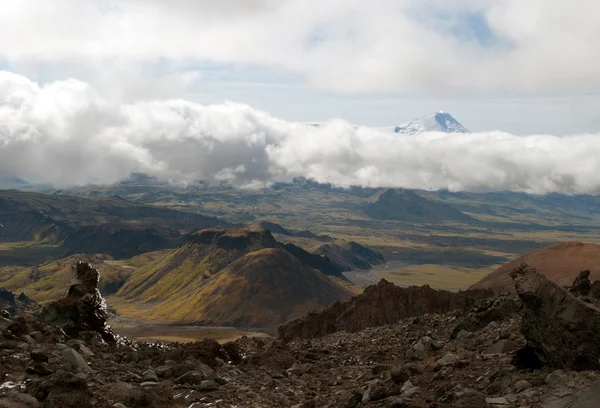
[278,279,493,341]
[511,264,600,370]
[570,270,592,297]
[42,261,115,343]
[471,242,600,293]
[0,289,38,316]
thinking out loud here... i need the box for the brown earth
[470,241,600,293]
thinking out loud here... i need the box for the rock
[390,363,423,384]
[362,380,390,403]
[78,345,94,357]
[405,336,442,361]
[400,380,422,398]
[42,262,115,343]
[511,264,600,370]
[0,317,14,332]
[26,370,92,407]
[570,270,591,297]
[175,371,208,385]
[60,348,94,373]
[140,381,159,388]
[450,294,521,339]
[30,350,49,363]
[435,353,459,367]
[142,370,159,382]
[546,370,568,386]
[278,279,492,341]
[342,392,363,408]
[514,380,532,393]
[197,380,219,392]
[485,397,509,405]
[482,340,517,356]
[155,365,174,379]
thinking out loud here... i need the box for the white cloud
[1,71,600,194]
[0,0,598,95]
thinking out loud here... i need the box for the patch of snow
[394,112,469,135]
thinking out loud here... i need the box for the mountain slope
[278,279,492,341]
[313,241,385,271]
[0,189,221,258]
[470,242,600,293]
[153,248,354,327]
[116,228,356,327]
[117,228,279,301]
[394,112,469,134]
[365,189,473,223]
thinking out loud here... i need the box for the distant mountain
[394,112,469,135]
[117,228,356,327]
[0,189,221,259]
[365,189,473,223]
[470,242,600,293]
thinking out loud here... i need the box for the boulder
[405,336,442,361]
[60,348,94,373]
[42,262,115,343]
[511,264,600,370]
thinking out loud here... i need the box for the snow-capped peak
[394,112,469,135]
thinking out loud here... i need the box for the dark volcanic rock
[511,264,600,370]
[278,279,492,341]
[42,261,115,343]
[570,270,592,297]
[365,188,472,223]
[450,294,521,340]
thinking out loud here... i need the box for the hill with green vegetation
[116,228,356,327]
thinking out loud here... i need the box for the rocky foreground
[2,263,600,407]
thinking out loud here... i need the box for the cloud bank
[1,71,600,194]
[0,0,599,95]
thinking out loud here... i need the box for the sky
[1,0,600,192]
[0,0,599,134]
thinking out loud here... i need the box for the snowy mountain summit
[394,112,469,135]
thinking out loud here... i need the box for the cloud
[1,71,600,194]
[0,0,598,95]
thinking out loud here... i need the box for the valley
[2,182,600,344]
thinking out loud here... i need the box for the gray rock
[60,348,93,373]
[514,380,532,393]
[197,380,219,392]
[140,381,160,387]
[436,353,459,367]
[142,370,159,383]
[175,371,208,385]
[485,396,509,405]
[405,336,442,361]
[400,380,422,398]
